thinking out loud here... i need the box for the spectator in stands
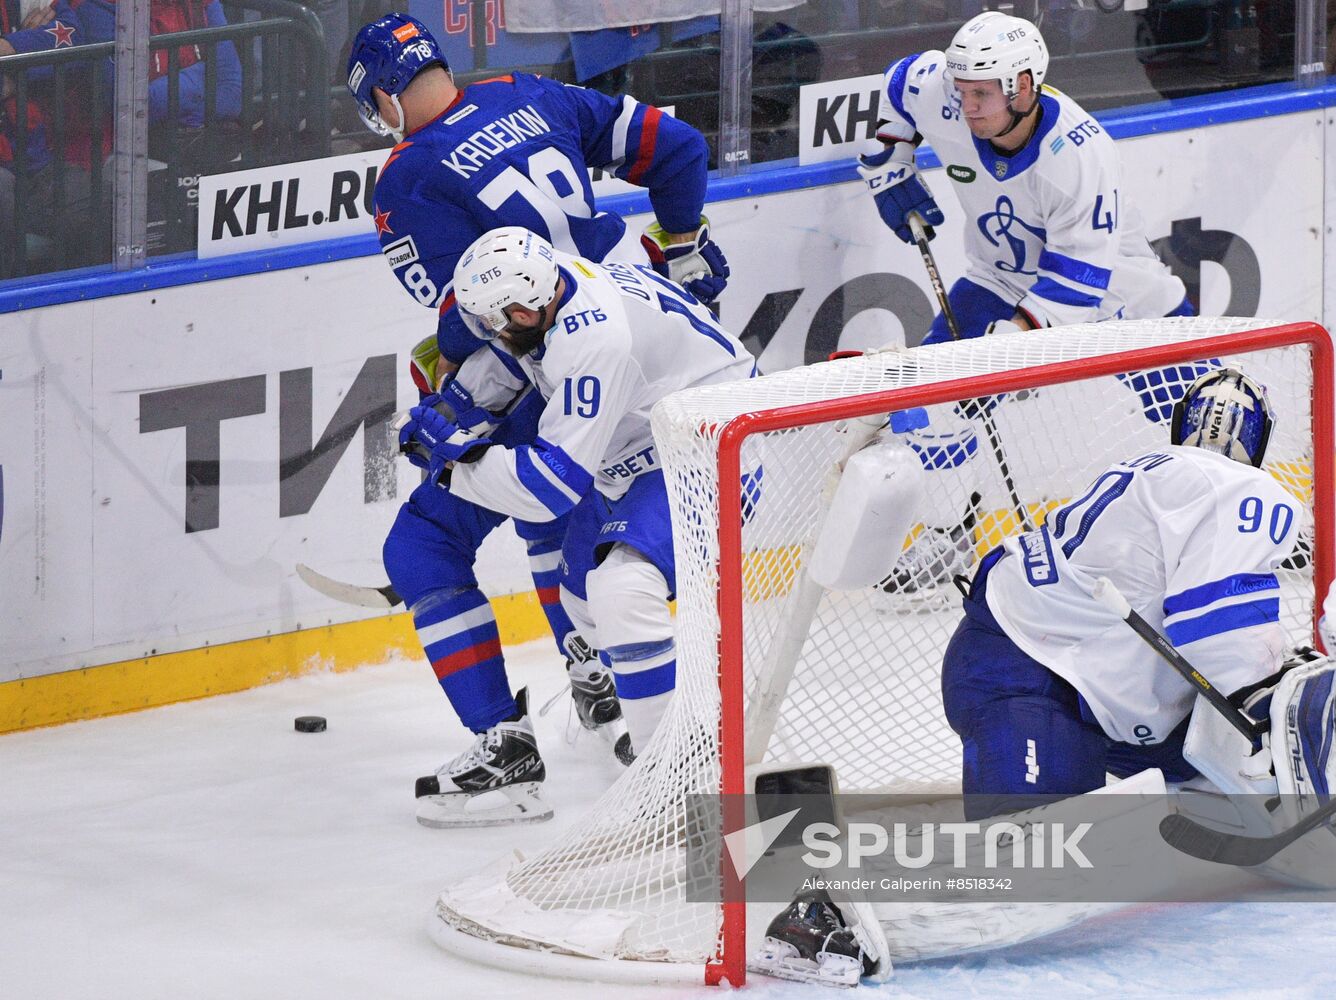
[0,0,242,273]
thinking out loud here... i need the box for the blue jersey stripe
[534,436,594,495]
[1030,277,1103,308]
[1164,597,1280,646]
[515,448,579,517]
[1164,573,1279,616]
[612,660,677,700]
[887,55,920,131]
[1038,249,1112,290]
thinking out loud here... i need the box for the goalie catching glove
[640,216,730,303]
[857,141,944,244]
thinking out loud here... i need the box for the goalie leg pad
[809,437,926,591]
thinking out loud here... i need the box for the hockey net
[432,318,1332,985]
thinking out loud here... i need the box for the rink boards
[0,88,1331,730]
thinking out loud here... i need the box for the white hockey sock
[586,545,675,754]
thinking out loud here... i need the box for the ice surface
[3,638,1332,1000]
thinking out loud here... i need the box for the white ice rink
[4,637,1334,1000]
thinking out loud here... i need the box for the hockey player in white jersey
[862,11,1202,596]
[860,10,1189,340]
[397,227,753,822]
[754,368,1336,986]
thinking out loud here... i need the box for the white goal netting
[432,317,1328,984]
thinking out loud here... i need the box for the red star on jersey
[45,20,75,47]
[373,208,393,237]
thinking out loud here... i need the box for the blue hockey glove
[435,378,500,433]
[641,216,730,303]
[857,143,943,244]
[398,399,492,486]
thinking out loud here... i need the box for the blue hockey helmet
[1171,367,1274,467]
[346,13,448,139]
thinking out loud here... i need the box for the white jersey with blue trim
[450,252,754,523]
[983,446,1300,744]
[876,53,1185,327]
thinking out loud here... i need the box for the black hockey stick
[1158,796,1336,866]
[1091,576,1265,747]
[907,213,1032,532]
[296,563,404,609]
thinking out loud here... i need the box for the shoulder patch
[947,164,976,182]
[382,235,419,270]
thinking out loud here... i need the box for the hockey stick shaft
[907,213,1032,532]
[1092,577,1264,746]
[1159,795,1336,866]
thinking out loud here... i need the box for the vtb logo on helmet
[1171,367,1276,468]
[346,12,448,141]
[454,228,561,344]
[945,10,1049,99]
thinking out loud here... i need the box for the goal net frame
[432,319,1333,988]
[706,320,1333,984]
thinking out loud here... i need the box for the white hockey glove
[984,318,1025,337]
[641,216,730,303]
[856,141,943,244]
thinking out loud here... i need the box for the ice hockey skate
[414,688,552,828]
[875,490,980,605]
[750,889,874,988]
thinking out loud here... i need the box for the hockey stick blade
[296,563,404,609]
[1159,798,1336,867]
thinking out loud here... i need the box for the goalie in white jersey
[753,368,1336,987]
[859,10,1190,341]
[397,227,753,813]
[944,368,1300,818]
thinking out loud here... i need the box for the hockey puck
[294,715,327,733]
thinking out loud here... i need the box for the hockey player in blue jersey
[345,13,729,826]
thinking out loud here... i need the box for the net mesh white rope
[433,318,1321,977]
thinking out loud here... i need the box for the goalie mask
[453,228,561,344]
[347,13,448,142]
[1171,367,1274,468]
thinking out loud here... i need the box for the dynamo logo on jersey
[978,195,1045,274]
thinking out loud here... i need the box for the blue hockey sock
[526,535,577,658]
[412,587,515,733]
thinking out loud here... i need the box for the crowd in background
[0,0,1326,282]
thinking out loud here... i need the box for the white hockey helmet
[453,227,560,342]
[946,11,1049,98]
[1171,367,1275,468]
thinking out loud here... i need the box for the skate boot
[879,524,972,594]
[750,889,874,988]
[565,638,633,765]
[879,492,979,598]
[414,688,552,828]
